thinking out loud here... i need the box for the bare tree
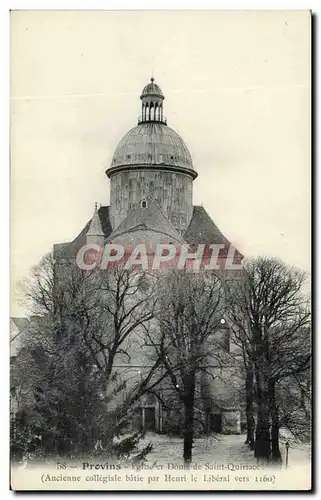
[223,297,256,449]
[224,257,311,464]
[277,370,311,443]
[145,269,225,463]
[267,322,310,462]
[13,253,161,458]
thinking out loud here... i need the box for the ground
[17,432,311,470]
[138,433,311,468]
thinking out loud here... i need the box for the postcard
[10,10,311,491]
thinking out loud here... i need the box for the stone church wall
[109,169,193,233]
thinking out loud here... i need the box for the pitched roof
[10,317,29,344]
[54,206,113,259]
[74,205,112,242]
[107,195,185,244]
[184,205,243,259]
[86,207,104,236]
[97,206,113,237]
[11,317,29,332]
[53,204,243,260]
[183,206,230,245]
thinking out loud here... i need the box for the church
[53,78,243,434]
[54,77,243,267]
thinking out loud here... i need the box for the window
[141,198,148,208]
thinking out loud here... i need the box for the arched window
[149,101,154,120]
[141,197,148,208]
[144,103,149,121]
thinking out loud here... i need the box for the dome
[140,77,164,99]
[107,122,197,178]
[106,78,198,180]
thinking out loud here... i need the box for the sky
[10,10,311,315]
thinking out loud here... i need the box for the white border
[2,2,318,499]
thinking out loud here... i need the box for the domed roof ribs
[106,123,197,179]
[106,79,198,179]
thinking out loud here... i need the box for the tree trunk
[183,404,194,463]
[244,365,255,450]
[254,365,271,463]
[254,402,271,463]
[269,380,282,465]
[183,373,195,463]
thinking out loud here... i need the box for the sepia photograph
[10,9,311,491]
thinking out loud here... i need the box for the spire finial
[87,202,104,238]
[150,76,154,83]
